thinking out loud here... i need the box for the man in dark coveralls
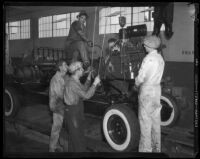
[65,10,93,69]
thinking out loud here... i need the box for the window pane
[133,13,139,23]
[111,15,119,25]
[71,12,79,23]
[133,7,139,13]
[20,19,30,39]
[9,21,20,40]
[39,16,52,38]
[106,26,110,33]
[111,7,120,14]
[138,13,144,22]
[125,14,131,24]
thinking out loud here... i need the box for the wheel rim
[103,109,131,151]
[5,89,13,116]
[107,115,127,145]
[160,96,175,126]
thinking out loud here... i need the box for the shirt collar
[149,49,158,55]
[55,71,64,79]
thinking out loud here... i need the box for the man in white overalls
[135,35,165,152]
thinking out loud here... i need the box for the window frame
[99,7,164,35]
[6,19,30,40]
[38,12,80,38]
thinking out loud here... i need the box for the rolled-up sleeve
[72,82,96,100]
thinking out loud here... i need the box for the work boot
[164,23,173,40]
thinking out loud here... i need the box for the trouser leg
[151,107,161,152]
[138,106,152,152]
[72,41,90,64]
[151,91,162,152]
[49,112,64,152]
[65,106,86,152]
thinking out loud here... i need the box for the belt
[141,83,160,87]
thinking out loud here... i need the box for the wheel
[103,104,140,152]
[4,87,21,118]
[160,93,179,127]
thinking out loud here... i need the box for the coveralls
[65,20,90,65]
[64,77,96,152]
[49,71,67,152]
[135,50,165,152]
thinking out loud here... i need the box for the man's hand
[87,41,93,47]
[108,62,114,73]
[133,85,139,92]
[87,70,92,81]
[93,75,101,86]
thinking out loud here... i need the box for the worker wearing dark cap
[65,10,93,69]
[135,35,165,152]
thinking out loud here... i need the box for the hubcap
[107,115,127,145]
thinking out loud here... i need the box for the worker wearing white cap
[135,35,165,152]
[63,61,100,152]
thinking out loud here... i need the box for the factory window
[70,12,79,24]
[6,19,30,40]
[99,7,164,34]
[39,16,53,38]
[53,14,69,37]
[20,19,31,39]
[99,7,130,34]
[39,12,79,38]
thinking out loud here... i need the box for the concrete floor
[4,103,195,157]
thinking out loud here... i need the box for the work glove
[93,75,101,86]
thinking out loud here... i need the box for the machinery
[4,16,180,152]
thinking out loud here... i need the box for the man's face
[77,66,84,77]
[60,62,68,73]
[79,15,86,24]
[108,42,115,49]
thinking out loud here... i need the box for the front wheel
[103,104,140,152]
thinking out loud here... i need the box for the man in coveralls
[64,61,101,152]
[65,10,93,69]
[135,35,165,152]
[49,60,68,152]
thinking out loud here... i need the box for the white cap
[143,35,161,49]
[69,61,83,73]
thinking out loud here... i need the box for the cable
[98,16,107,76]
[91,7,98,68]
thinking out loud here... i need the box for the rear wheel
[4,87,21,118]
[103,104,140,152]
[160,93,179,127]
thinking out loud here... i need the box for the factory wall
[6,3,194,89]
